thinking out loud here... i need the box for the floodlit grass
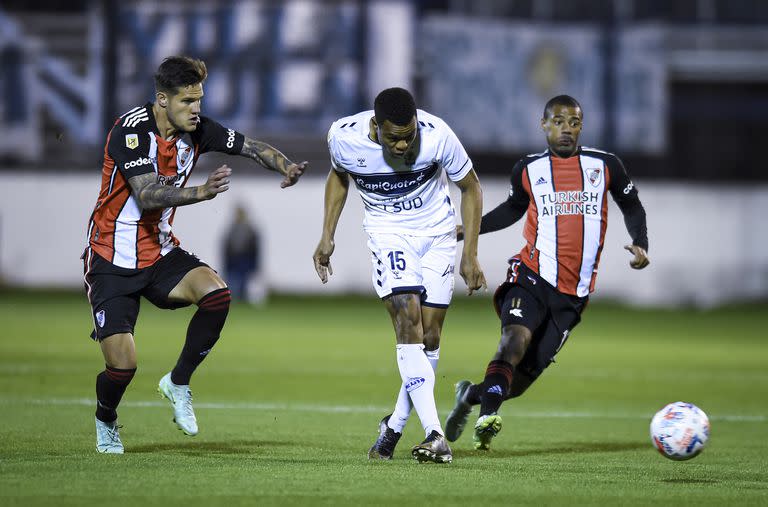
[0,290,766,506]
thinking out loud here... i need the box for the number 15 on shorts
[388,251,406,271]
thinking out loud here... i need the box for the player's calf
[95,365,136,424]
[171,287,231,385]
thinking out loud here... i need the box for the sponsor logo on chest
[352,161,439,196]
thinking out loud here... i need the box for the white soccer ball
[650,402,710,461]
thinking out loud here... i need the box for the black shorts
[83,247,209,341]
[493,258,588,381]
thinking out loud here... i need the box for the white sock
[394,344,442,436]
[388,347,440,433]
[425,347,440,371]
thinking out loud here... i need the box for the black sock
[95,365,136,422]
[171,288,231,385]
[465,383,483,406]
[479,360,514,416]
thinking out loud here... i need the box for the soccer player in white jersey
[313,87,486,463]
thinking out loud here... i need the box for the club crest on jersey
[95,310,106,328]
[179,146,192,166]
[585,166,602,187]
[125,134,139,150]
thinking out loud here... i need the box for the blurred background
[0,0,766,307]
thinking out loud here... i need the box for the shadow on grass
[661,478,719,485]
[454,441,647,458]
[129,439,292,455]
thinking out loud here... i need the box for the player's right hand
[201,164,232,199]
[281,161,309,188]
[460,254,487,296]
[313,237,335,283]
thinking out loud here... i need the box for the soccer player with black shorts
[83,56,308,453]
[444,95,650,450]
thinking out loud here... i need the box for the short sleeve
[193,116,245,155]
[108,127,155,180]
[327,127,345,173]
[439,121,472,182]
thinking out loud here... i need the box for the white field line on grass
[0,397,765,422]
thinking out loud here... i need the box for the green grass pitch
[0,289,766,506]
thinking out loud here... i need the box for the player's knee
[198,287,232,312]
[423,327,441,350]
[106,358,137,370]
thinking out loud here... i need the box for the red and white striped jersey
[86,103,244,269]
[509,147,646,297]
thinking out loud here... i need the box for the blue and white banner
[420,17,667,154]
[421,17,605,152]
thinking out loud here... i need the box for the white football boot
[158,372,198,436]
[95,417,124,454]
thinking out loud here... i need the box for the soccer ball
[650,402,710,461]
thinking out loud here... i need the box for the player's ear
[157,91,168,108]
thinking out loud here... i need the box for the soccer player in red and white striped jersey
[444,95,649,450]
[84,56,308,453]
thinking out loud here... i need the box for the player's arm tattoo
[128,173,202,210]
[240,137,294,174]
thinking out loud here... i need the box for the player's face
[164,83,204,133]
[377,117,418,159]
[542,105,582,158]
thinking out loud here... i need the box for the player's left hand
[624,244,650,270]
[460,254,487,295]
[281,161,309,188]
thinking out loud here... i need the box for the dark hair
[374,87,417,126]
[154,56,208,95]
[543,95,582,119]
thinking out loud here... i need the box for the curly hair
[374,87,417,126]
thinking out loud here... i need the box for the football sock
[479,360,514,416]
[395,344,442,436]
[95,365,136,423]
[464,383,483,406]
[425,346,440,371]
[389,347,440,433]
[171,288,231,385]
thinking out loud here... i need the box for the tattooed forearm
[240,137,292,174]
[128,173,202,210]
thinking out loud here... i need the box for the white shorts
[367,231,456,308]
